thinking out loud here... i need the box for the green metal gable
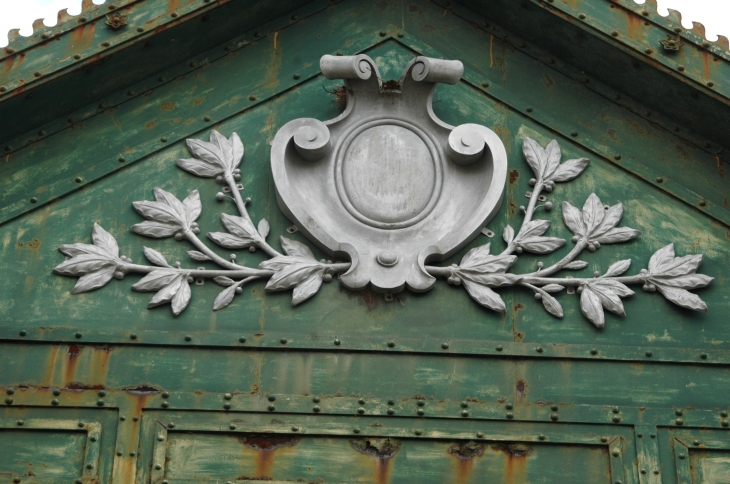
[0,0,728,483]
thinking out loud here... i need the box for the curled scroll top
[320,54,463,86]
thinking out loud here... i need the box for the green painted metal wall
[0,0,728,483]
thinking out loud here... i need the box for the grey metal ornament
[53,54,713,328]
[270,54,508,293]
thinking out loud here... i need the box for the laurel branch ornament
[53,131,713,327]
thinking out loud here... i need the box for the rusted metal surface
[1,0,729,482]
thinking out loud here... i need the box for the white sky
[0,0,729,47]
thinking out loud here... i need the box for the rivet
[224,393,232,400]
[97,400,105,406]
[700,353,708,359]
[0,86,6,92]
[612,449,620,457]
[699,200,707,207]
[74,176,83,183]
[238,337,247,343]
[675,418,684,425]
[535,346,544,353]
[334,338,341,345]
[29,197,38,204]
[34,71,42,77]
[496,345,503,351]
[313,396,320,403]
[184,335,191,341]
[551,405,559,411]
[526,107,533,112]
[168,422,174,428]
[129,333,137,339]
[578,13,586,19]
[159,77,166,82]
[506,403,513,410]
[53,389,60,396]
[292,426,299,432]
[78,422,85,427]
[268,395,276,402]
[160,137,168,143]
[694,440,700,446]
[353,428,361,433]
[645,48,653,54]
[481,82,489,88]
[601,436,608,442]
[675,409,683,416]
[137,27,144,32]
[75,332,83,339]
[653,470,659,475]
[461,402,469,408]
[678,453,685,459]
[98,390,106,397]
[417,409,424,416]
[722,421,729,427]
[6,389,14,395]
[387,408,395,415]
[721,411,728,417]
[506,412,514,419]
[570,131,578,137]
[612,407,619,414]
[101,41,110,47]
[17,420,23,426]
[223,403,231,410]
[612,416,621,423]
[161,402,169,408]
[133,416,139,422]
[702,42,710,48]
[203,115,211,122]
[87,463,94,469]
[590,349,598,355]
[611,31,619,37]
[171,12,178,17]
[461,410,469,417]
[641,9,649,16]
[155,464,162,470]
[280,338,288,344]
[650,433,656,438]
[414,429,422,435]
[645,351,652,357]
[613,154,622,161]
[379,30,386,37]
[357,407,365,414]
[52,398,59,405]
[477,431,484,438]
[117,451,123,456]
[5,397,12,405]
[677,65,685,71]
[293,74,301,80]
[230,424,236,429]
[19,330,27,337]
[267,405,275,411]
[538,434,546,440]
[90,436,97,442]
[13,478,20,483]
[551,413,559,421]
[387,341,395,348]
[129,452,136,457]
[638,433,643,438]
[656,177,664,183]
[248,95,257,101]
[398,32,404,38]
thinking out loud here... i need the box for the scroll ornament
[54,56,713,328]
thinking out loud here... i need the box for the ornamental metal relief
[53,54,713,328]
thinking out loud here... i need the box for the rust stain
[69,23,96,50]
[449,441,484,484]
[144,120,158,129]
[123,384,161,395]
[240,435,299,479]
[168,0,183,12]
[264,36,282,89]
[509,169,519,185]
[65,382,105,391]
[701,51,711,79]
[541,73,555,89]
[339,286,380,310]
[352,438,400,484]
[160,102,176,111]
[516,379,526,402]
[494,443,531,483]
[607,129,618,141]
[421,24,436,32]
[627,13,642,40]
[508,201,516,217]
[193,98,204,106]
[43,344,60,386]
[185,117,196,125]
